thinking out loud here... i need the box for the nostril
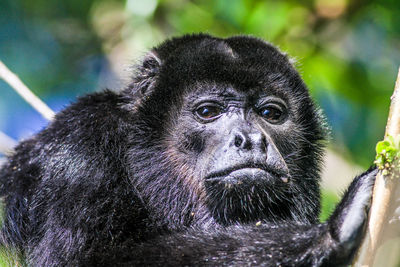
[234,136,243,147]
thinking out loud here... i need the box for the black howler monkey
[0,34,377,266]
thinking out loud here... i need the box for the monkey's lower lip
[206,167,281,183]
[229,168,268,177]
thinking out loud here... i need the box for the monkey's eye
[259,106,284,123]
[195,105,223,121]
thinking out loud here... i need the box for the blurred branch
[0,60,55,121]
[354,67,400,266]
[0,131,16,156]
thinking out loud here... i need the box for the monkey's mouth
[205,164,290,184]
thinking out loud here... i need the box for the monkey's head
[123,34,326,227]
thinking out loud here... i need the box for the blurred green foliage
[0,248,22,267]
[320,189,340,222]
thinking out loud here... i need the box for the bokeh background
[0,0,399,265]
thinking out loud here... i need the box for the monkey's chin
[204,168,291,225]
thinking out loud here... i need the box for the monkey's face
[167,82,307,224]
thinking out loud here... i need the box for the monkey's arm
[88,168,377,267]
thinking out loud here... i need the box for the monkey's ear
[128,51,162,96]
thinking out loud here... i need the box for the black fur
[0,34,376,266]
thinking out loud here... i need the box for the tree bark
[354,67,400,266]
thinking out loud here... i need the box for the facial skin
[167,83,305,224]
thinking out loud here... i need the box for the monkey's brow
[210,86,243,97]
[187,85,240,99]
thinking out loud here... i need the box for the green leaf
[376,140,390,154]
[375,135,400,177]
